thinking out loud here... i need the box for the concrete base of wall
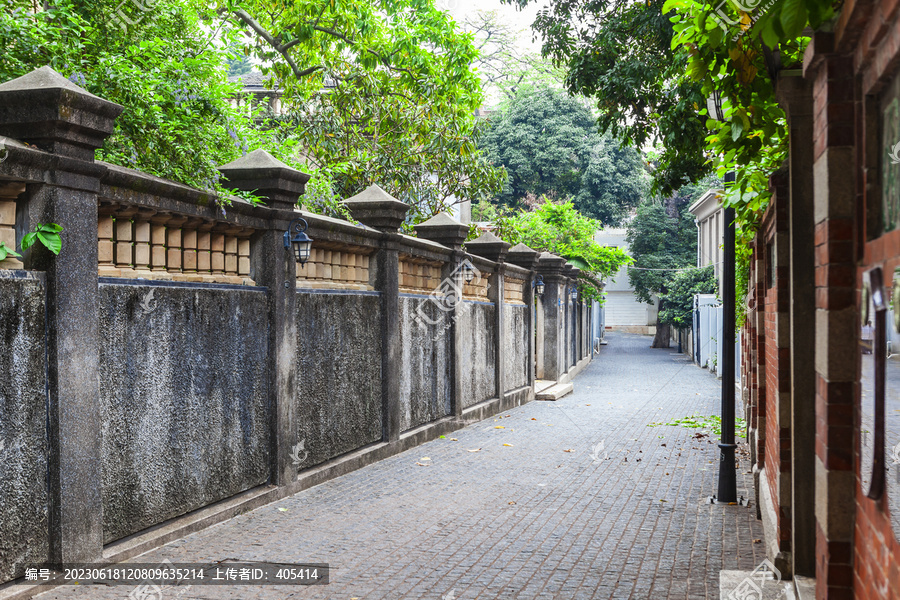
[0,384,537,600]
[560,355,592,384]
[758,466,792,578]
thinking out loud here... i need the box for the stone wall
[504,305,530,390]
[296,290,383,466]
[398,296,453,431]
[458,302,497,409]
[98,281,270,543]
[0,66,593,586]
[0,274,49,582]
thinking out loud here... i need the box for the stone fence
[0,66,591,592]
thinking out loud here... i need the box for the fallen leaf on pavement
[467,448,482,452]
[563,449,574,453]
[278,508,288,512]
[415,462,430,467]
[503,443,514,447]
[449,438,458,441]
[508,501,516,505]
[531,418,537,420]
[494,426,505,429]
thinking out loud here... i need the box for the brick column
[344,185,410,441]
[0,66,123,564]
[808,44,858,599]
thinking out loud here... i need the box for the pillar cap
[218,149,310,211]
[465,230,511,263]
[343,184,411,233]
[536,252,567,276]
[0,66,123,161]
[414,212,469,250]
[506,243,540,269]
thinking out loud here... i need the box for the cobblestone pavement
[37,333,763,600]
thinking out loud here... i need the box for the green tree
[215,0,505,222]
[658,265,718,330]
[0,0,260,201]
[625,194,698,348]
[481,85,646,225]
[503,0,710,196]
[492,200,631,301]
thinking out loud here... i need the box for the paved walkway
[37,333,763,600]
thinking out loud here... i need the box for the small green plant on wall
[0,223,63,261]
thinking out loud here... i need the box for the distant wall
[458,302,497,408]
[0,274,48,582]
[296,290,383,466]
[398,295,452,431]
[504,305,529,390]
[98,282,270,543]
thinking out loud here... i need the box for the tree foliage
[215,0,505,222]
[480,85,646,225]
[658,265,717,329]
[503,0,710,196]
[462,10,566,102]
[490,200,632,302]
[625,191,701,346]
[0,0,503,222]
[0,0,261,204]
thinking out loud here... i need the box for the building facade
[594,228,658,334]
[740,3,900,595]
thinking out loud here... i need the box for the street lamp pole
[717,205,737,502]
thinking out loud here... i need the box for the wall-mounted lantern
[461,261,476,283]
[284,218,313,265]
[533,274,545,298]
[570,286,579,300]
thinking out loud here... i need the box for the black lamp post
[284,218,313,265]
[533,274,545,298]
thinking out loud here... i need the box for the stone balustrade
[98,204,254,285]
[298,242,374,290]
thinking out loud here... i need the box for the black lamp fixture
[284,218,313,265]
[461,261,476,283]
[533,274,545,297]
[570,286,579,300]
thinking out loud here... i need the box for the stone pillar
[415,212,470,417]
[777,73,816,578]
[466,231,511,405]
[536,253,567,381]
[507,244,540,390]
[344,184,410,440]
[0,66,123,564]
[218,152,308,486]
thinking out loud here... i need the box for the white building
[594,228,657,334]
[689,190,725,293]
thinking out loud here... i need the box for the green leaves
[21,223,64,255]
[0,242,21,261]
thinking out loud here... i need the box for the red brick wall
[854,234,900,599]
[761,180,793,556]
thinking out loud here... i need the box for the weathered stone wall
[458,302,497,409]
[98,281,270,543]
[0,274,48,583]
[398,296,452,431]
[504,305,529,390]
[295,290,383,467]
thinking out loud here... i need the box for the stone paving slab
[35,333,764,600]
